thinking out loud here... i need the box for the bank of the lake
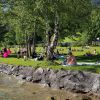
[1,73,100,100]
[0,63,100,99]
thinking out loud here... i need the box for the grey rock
[32,74,42,82]
[18,74,26,80]
[35,67,44,74]
[26,76,33,82]
[0,64,100,95]
[92,75,100,93]
[32,68,44,83]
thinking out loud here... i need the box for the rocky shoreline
[0,64,100,97]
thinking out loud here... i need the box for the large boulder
[32,68,44,83]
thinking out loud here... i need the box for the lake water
[0,73,99,100]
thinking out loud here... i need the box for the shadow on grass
[76,54,100,62]
[76,65,100,73]
[60,65,100,73]
[83,67,97,73]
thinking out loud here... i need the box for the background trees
[0,0,99,60]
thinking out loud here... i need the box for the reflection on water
[0,73,100,100]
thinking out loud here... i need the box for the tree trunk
[25,32,29,57]
[31,22,36,57]
[28,41,31,58]
[32,34,36,54]
[45,23,50,56]
[46,15,59,60]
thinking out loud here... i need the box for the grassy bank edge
[0,57,100,74]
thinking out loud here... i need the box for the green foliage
[0,0,99,47]
[0,53,100,73]
[3,31,16,45]
[0,25,8,43]
[1,0,92,43]
[87,8,100,42]
[78,32,90,45]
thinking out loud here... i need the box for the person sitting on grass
[34,53,44,61]
[3,47,8,58]
[32,52,37,58]
[93,49,97,55]
[38,53,44,60]
[67,52,77,66]
[7,48,11,55]
[62,52,77,66]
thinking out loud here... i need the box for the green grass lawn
[0,56,100,73]
[0,46,100,73]
[36,46,100,55]
[9,46,100,56]
[0,57,100,73]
